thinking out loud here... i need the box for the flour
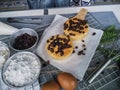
[3,52,41,86]
[0,41,10,68]
[0,55,5,68]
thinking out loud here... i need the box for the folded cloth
[36,15,103,80]
[0,21,18,35]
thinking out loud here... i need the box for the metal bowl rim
[1,51,41,88]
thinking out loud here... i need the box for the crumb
[47,60,50,64]
[75,46,78,49]
[78,50,83,55]
[84,48,86,50]
[72,50,75,53]
[82,44,86,47]
[82,53,85,55]
[92,32,96,35]
[81,40,85,42]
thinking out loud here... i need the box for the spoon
[7,18,42,25]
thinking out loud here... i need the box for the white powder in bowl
[0,55,5,68]
[0,41,10,68]
[3,52,41,87]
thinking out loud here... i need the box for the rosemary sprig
[100,25,118,43]
[98,46,118,58]
[98,25,120,60]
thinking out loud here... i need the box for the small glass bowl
[9,28,39,52]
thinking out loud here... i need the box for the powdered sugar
[0,55,5,68]
[3,52,41,87]
[0,41,10,68]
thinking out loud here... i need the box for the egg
[41,80,61,90]
[57,72,77,90]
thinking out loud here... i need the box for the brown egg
[57,72,77,90]
[41,80,61,90]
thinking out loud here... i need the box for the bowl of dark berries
[9,28,38,52]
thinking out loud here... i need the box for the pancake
[64,8,89,40]
[46,34,73,60]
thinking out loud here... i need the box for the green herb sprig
[100,25,118,43]
[98,25,120,61]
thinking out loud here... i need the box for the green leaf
[100,25,118,43]
[98,25,120,59]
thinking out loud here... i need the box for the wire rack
[0,12,120,90]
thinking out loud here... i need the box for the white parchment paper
[36,15,103,80]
